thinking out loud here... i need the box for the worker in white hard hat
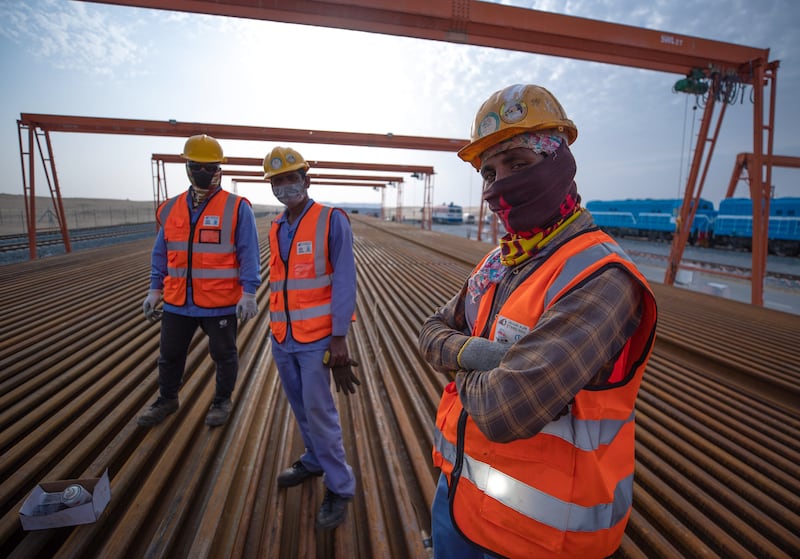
[418,84,659,559]
[263,146,359,532]
[138,134,261,428]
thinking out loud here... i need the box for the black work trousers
[157,311,239,403]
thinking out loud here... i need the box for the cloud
[1,0,796,207]
[1,0,145,77]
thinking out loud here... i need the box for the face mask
[272,181,307,206]
[187,163,221,190]
[482,141,578,233]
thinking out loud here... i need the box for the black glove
[324,351,361,395]
[332,361,361,395]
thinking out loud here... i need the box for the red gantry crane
[726,153,800,198]
[21,0,781,305]
[17,116,446,259]
[151,154,432,224]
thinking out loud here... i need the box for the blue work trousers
[432,473,496,559]
[272,343,355,498]
[158,311,238,403]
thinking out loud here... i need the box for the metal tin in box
[61,484,92,507]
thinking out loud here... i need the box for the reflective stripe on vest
[432,228,657,558]
[433,428,634,533]
[269,204,335,343]
[159,191,243,307]
[545,242,631,307]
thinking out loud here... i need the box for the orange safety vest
[432,229,657,559]
[269,202,338,343]
[158,190,245,308]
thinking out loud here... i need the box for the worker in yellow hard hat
[418,84,658,559]
[263,146,359,532]
[138,134,261,428]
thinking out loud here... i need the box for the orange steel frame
[22,0,781,304]
[231,178,391,218]
[662,64,779,305]
[151,153,428,224]
[18,116,443,258]
[726,153,800,198]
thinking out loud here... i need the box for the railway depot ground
[0,214,797,558]
[432,221,800,316]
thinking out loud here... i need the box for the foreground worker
[265,146,359,531]
[138,134,261,428]
[418,84,658,559]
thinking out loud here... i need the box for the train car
[586,198,715,244]
[712,198,754,251]
[588,197,798,256]
[432,203,464,224]
[583,200,638,237]
[769,197,800,256]
[714,197,800,256]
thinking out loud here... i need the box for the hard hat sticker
[286,154,296,164]
[500,100,527,124]
[271,157,283,170]
[477,113,500,138]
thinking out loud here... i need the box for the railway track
[623,248,800,284]
[0,223,155,259]
[0,216,797,558]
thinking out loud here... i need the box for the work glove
[142,289,162,322]
[236,292,258,324]
[324,350,361,395]
[457,337,508,371]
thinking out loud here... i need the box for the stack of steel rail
[0,216,797,558]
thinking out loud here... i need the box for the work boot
[316,489,351,530]
[137,397,179,426]
[205,398,232,427]
[277,460,323,488]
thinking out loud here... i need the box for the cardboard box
[19,469,111,530]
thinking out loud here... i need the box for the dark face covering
[188,165,220,189]
[482,140,578,234]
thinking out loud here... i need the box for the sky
[1,0,799,212]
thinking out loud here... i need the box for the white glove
[236,292,258,324]
[142,289,162,322]
[457,337,508,371]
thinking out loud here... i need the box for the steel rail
[0,216,797,558]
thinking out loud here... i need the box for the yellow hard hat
[263,146,310,179]
[458,84,578,170]
[181,134,227,163]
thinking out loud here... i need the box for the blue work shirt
[272,198,357,352]
[149,188,261,317]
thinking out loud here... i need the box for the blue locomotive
[585,197,800,257]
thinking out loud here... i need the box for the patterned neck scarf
[500,207,582,266]
[465,205,582,303]
[467,248,506,303]
[190,185,220,209]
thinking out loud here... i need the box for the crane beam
[152,154,435,174]
[22,1,782,307]
[235,178,386,188]
[226,172,403,182]
[19,113,465,152]
[84,0,769,78]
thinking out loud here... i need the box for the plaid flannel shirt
[418,212,643,443]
